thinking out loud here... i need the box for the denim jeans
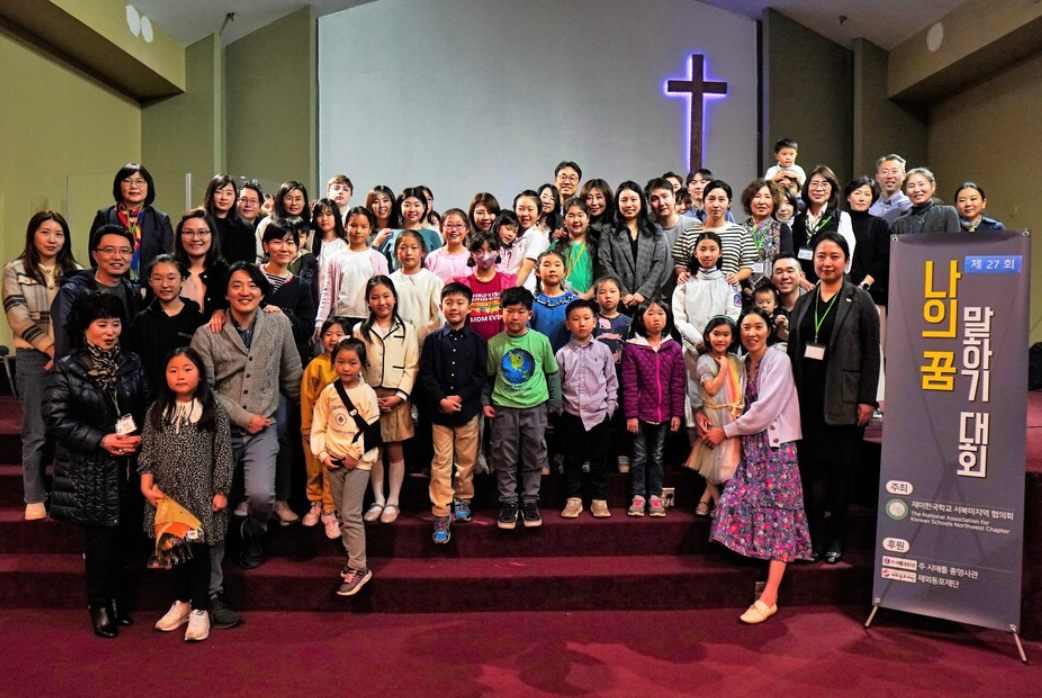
[16,349,49,504]
[631,421,667,498]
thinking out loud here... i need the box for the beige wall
[763,9,853,184]
[928,50,1042,343]
[226,6,317,195]
[142,34,224,218]
[852,39,927,178]
[0,29,141,347]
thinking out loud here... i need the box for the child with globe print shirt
[483,286,562,531]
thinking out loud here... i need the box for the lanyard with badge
[804,286,838,360]
[109,388,137,436]
[798,214,833,261]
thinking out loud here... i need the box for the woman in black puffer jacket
[44,292,151,639]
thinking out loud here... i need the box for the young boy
[592,275,632,473]
[483,286,561,530]
[764,138,806,189]
[420,283,487,544]
[326,174,353,224]
[556,299,618,519]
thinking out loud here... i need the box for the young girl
[621,299,685,517]
[309,197,348,265]
[514,190,550,291]
[354,276,419,524]
[425,208,472,282]
[301,316,352,539]
[672,232,741,354]
[139,348,234,642]
[456,231,516,342]
[315,207,389,331]
[390,230,444,347]
[127,255,205,391]
[3,211,81,520]
[468,192,501,235]
[310,339,381,595]
[537,183,561,236]
[552,198,596,298]
[687,316,745,516]
[367,185,400,249]
[377,188,442,267]
[592,275,632,473]
[531,249,578,352]
[493,211,523,277]
[311,337,382,596]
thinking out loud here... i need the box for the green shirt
[487,329,558,408]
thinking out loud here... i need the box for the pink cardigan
[723,348,801,447]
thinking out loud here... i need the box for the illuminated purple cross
[666,54,728,171]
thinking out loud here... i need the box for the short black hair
[224,260,272,297]
[91,223,134,251]
[111,163,156,207]
[645,177,674,195]
[565,298,598,319]
[555,161,583,179]
[500,286,533,311]
[774,138,798,153]
[441,281,473,302]
[331,337,367,367]
[68,291,126,346]
[844,176,881,204]
[263,217,298,244]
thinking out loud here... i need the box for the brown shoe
[561,498,583,518]
[590,500,611,518]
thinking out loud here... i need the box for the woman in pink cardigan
[700,306,812,624]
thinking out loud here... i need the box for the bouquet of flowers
[147,497,206,569]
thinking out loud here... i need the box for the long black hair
[149,347,218,433]
[358,275,405,346]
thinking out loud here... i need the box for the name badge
[115,414,137,435]
[751,261,765,274]
[798,248,813,261]
[804,342,826,360]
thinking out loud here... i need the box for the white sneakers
[156,601,211,641]
[185,609,210,642]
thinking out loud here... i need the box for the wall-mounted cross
[666,54,728,171]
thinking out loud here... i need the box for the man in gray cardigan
[191,262,302,626]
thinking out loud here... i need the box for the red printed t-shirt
[457,271,516,342]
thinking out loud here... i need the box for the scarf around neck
[85,341,121,393]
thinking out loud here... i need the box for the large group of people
[3,141,992,639]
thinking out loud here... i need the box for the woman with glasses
[791,165,856,288]
[89,163,173,278]
[171,209,229,321]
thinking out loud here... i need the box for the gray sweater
[190,310,302,429]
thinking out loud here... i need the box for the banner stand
[867,231,1032,667]
[863,601,1029,664]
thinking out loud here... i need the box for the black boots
[89,604,118,639]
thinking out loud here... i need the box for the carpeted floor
[2,607,1039,698]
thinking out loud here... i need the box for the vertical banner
[873,231,1030,632]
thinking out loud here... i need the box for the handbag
[333,381,383,450]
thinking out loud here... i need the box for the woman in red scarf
[89,163,173,279]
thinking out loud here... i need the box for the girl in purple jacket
[621,299,685,517]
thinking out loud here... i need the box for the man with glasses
[51,224,142,358]
[868,154,911,224]
[237,181,264,229]
[554,161,583,204]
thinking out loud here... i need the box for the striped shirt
[671,222,756,276]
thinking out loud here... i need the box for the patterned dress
[687,353,745,484]
[710,372,813,562]
[137,402,235,544]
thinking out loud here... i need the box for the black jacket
[787,280,881,425]
[126,297,206,389]
[792,207,842,284]
[51,270,142,359]
[267,273,317,362]
[216,215,257,266]
[89,205,173,273]
[44,347,152,527]
[848,210,891,306]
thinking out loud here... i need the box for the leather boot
[90,605,118,639]
[111,599,134,626]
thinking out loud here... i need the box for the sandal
[380,504,400,524]
[363,503,384,523]
[695,501,711,517]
